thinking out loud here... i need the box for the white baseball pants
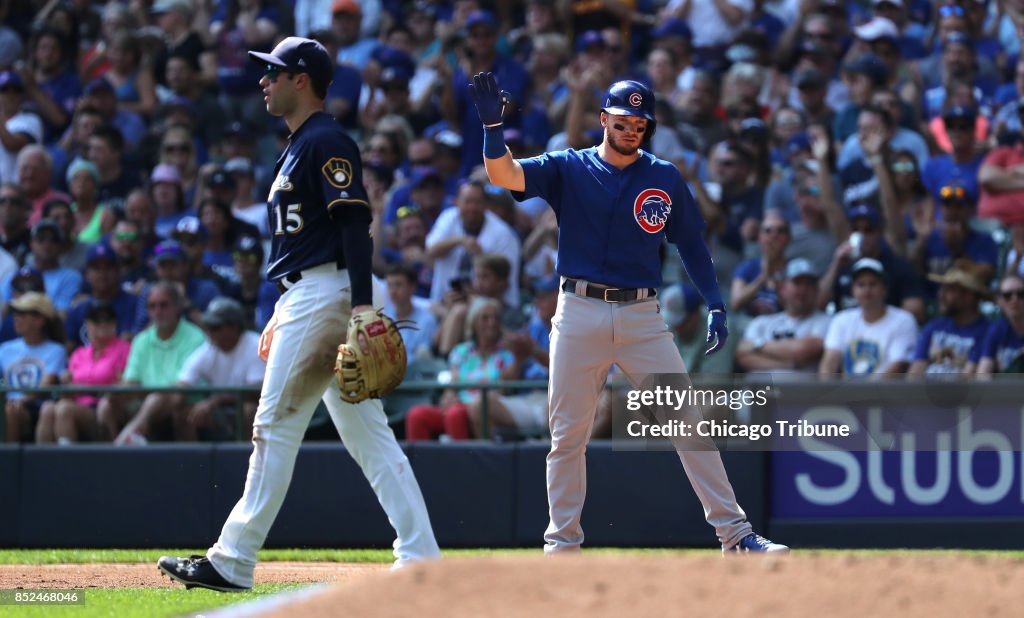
[208,264,440,587]
[544,289,753,553]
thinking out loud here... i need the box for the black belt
[275,271,303,294]
[562,278,656,303]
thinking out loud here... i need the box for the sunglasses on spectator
[12,283,41,294]
[146,300,172,310]
[946,121,973,131]
[761,225,788,235]
[799,185,821,197]
[940,185,967,201]
[33,235,59,244]
[939,5,965,17]
[890,161,916,174]
[397,205,421,219]
[717,158,739,167]
[114,231,139,242]
[232,252,260,263]
[1000,290,1024,301]
[179,236,204,246]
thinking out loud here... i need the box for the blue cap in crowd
[248,36,334,95]
[575,30,605,53]
[173,215,207,239]
[84,77,115,96]
[532,274,560,295]
[465,10,498,31]
[0,71,24,91]
[410,167,443,189]
[652,18,692,41]
[785,132,812,157]
[86,244,118,267]
[847,203,882,227]
[844,53,889,86]
[153,240,185,263]
[234,235,264,261]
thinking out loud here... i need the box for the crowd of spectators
[3,0,1024,445]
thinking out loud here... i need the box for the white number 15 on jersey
[274,203,304,235]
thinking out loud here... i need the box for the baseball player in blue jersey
[469,73,789,554]
[158,37,440,592]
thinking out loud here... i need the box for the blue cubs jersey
[265,112,371,281]
[516,148,705,289]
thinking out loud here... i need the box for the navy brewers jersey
[516,148,706,289]
[265,112,371,281]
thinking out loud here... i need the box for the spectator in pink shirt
[36,303,129,443]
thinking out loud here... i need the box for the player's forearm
[763,337,824,365]
[979,165,1024,192]
[483,152,526,192]
[819,350,842,375]
[426,236,466,259]
[736,348,792,371]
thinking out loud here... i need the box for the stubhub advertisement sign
[770,405,1024,518]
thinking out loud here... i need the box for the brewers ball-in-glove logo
[322,157,353,189]
[633,188,672,233]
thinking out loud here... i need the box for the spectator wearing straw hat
[909,259,991,375]
[1,291,66,442]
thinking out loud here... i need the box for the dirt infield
[0,562,385,589]
[254,554,1024,618]
[3,554,1021,616]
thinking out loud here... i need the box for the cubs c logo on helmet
[628,92,643,107]
[634,188,672,233]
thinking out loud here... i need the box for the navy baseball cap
[847,203,882,227]
[532,274,560,295]
[0,70,24,91]
[86,243,119,266]
[153,240,186,263]
[844,53,889,86]
[234,235,264,260]
[785,132,812,157]
[410,167,443,189]
[943,106,977,121]
[173,215,207,239]
[652,18,692,41]
[84,77,115,96]
[11,265,43,284]
[248,37,333,95]
[465,10,498,31]
[575,30,605,53]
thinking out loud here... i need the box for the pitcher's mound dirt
[258,554,1024,618]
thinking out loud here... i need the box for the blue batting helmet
[601,80,656,122]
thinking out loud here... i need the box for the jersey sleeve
[823,312,848,352]
[177,345,209,385]
[663,175,706,245]
[515,153,564,212]
[122,340,142,383]
[314,133,371,216]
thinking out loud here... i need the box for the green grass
[0,584,303,618]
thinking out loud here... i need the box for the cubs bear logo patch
[322,158,353,189]
[633,188,672,233]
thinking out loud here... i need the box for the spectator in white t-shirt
[0,71,43,185]
[116,297,264,442]
[820,257,918,376]
[737,258,832,374]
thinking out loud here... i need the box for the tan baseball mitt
[334,309,411,403]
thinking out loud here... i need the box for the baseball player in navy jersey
[158,37,440,592]
[469,73,788,554]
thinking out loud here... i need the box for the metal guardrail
[0,380,554,443]
[6,376,1024,443]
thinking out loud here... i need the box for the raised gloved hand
[705,304,729,356]
[468,72,511,127]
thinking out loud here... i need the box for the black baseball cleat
[157,555,250,592]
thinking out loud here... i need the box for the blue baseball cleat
[725,533,790,554]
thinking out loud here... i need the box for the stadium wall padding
[3,443,1019,548]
